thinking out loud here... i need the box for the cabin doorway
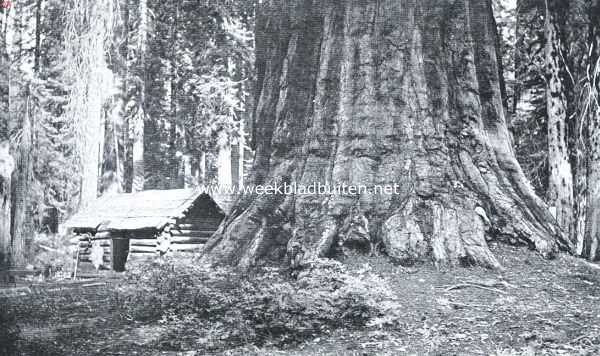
[111,237,130,272]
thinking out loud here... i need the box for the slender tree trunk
[198,151,206,185]
[0,142,13,268]
[202,0,569,269]
[0,6,12,268]
[0,5,8,139]
[7,0,33,265]
[544,0,573,238]
[34,0,42,73]
[217,130,232,187]
[238,119,245,188]
[121,0,132,193]
[10,87,32,265]
[182,154,192,188]
[575,101,589,256]
[132,0,148,192]
[132,117,144,192]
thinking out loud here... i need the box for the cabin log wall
[69,194,230,275]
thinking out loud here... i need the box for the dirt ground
[4,243,600,355]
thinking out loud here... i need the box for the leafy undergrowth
[4,243,600,355]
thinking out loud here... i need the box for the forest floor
[3,243,600,355]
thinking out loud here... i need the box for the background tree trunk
[63,0,116,207]
[202,0,569,269]
[584,107,600,260]
[0,5,8,139]
[132,117,144,192]
[544,0,573,239]
[217,131,232,187]
[0,142,14,268]
[577,0,600,259]
[198,151,206,185]
[132,0,148,193]
[10,87,32,265]
[10,0,45,264]
[238,120,245,188]
[0,6,12,268]
[131,0,149,192]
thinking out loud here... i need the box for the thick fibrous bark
[584,109,600,260]
[65,0,116,207]
[544,0,574,239]
[576,0,600,259]
[202,0,569,269]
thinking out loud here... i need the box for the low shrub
[0,299,20,355]
[114,258,401,351]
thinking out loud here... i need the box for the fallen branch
[436,297,490,309]
[38,244,63,253]
[571,334,593,344]
[443,283,507,294]
[445,300,490,308]
[582,260,600,270]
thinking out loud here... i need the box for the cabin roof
[64,188,236,231]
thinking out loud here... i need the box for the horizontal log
[78,242,110,248]
[127,252,157,261]
[129,239,157,247]
[77,236,111,242]
[127,254,157,263]
[78,256,111,263]
[127,232,159,239]
[179,219,222,225]
[170,243,204,252]
[129,246,157,253]
[79,247,111,254]
[75,273,106,279]
[169,236,210,244]
[181,226,219,232]
[170,230,214,237]
[176,224,193,229]
[127,251,156,256]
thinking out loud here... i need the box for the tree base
[200,0,570,271]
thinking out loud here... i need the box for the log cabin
[64,188,236,274]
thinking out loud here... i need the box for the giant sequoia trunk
[544,0,573,239]
[202,0,570,269]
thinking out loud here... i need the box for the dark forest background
[0,0,599,265]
